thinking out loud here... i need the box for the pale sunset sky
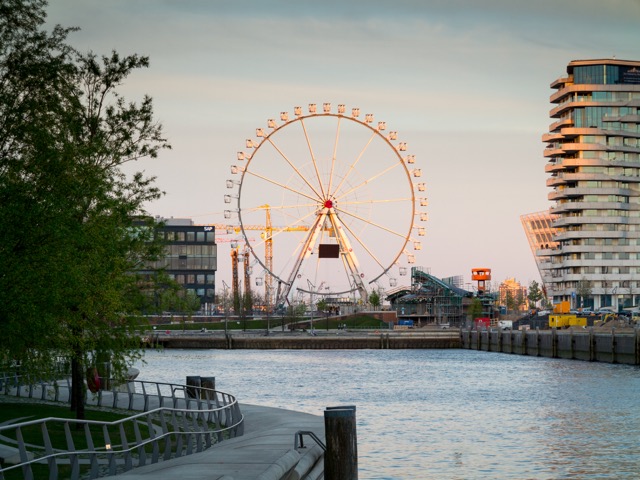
[45,1,640,292]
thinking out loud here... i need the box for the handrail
[0,375,244,479]
[294,430,326,452]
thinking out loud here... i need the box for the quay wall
[152,332,461,350]
[461,328,640,365]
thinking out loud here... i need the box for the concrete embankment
[149,331,461,350]
[461,328,640,365]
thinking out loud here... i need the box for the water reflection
[135,349,640,479]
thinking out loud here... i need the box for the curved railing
[0,375,244,479]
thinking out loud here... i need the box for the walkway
[0,382,325,480]
[113,404,325,480]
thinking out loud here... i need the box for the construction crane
[263,205,273,310]
[212,204,309,309]
[230,246,252,315]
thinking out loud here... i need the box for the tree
[515,290,525,312]
[527,280,543,309]
[576,277,592,309]
[285,302,306,328]
[0,1,170,419]
[369,290,381,310]
[505,290,516,313]
[468,298,483,321]
[316,298,328,314]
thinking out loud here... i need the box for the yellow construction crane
[212,204,309,309]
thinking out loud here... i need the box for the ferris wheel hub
[323,199,334,209]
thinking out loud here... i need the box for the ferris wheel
[225,103,427,306]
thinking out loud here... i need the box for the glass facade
[574,64,640,85]
[542,59,640,310]
[149,221,217,306]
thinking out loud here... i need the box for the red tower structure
[471,268,491,293]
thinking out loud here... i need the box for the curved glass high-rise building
[543,59,640,310]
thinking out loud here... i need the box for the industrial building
[537,58,640,310]
[386,267,475,327]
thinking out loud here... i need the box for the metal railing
[0,374,244,480]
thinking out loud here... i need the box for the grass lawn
[0,401,160,480]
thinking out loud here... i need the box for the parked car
[597,307,615,314]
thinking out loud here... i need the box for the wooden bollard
[186,376,201,398]
[200,376,215,399]
[325,406,358,480]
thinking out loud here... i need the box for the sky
[45,0,640,293]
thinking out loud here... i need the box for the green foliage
[369,290,381,310]
[0,0,169,418]
[242,290,253,316]
[151,272,201,315]
[284,302,306,321]
[576,277,592,306]
[527,280,544,308]
[468,298,483,320]
[232,289,241,315]
[316,298,328,313]
[505,290,516,312]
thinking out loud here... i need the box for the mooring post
[325,405,358,480]
[200,376,215,399]
[611,327,616,364]
[185,376,201,399]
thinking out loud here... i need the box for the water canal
[135,348,640,479]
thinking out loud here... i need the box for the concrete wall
[153,333,461,350]
[461,328,640,365]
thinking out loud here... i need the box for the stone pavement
[112,403,325,480]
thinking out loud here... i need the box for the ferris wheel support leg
[328,212,368,301]
[276,212,327,306]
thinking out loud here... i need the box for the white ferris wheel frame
[227,103,426,306]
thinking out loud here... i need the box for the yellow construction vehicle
[549,314,587,328]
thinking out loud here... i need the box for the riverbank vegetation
[0,0,170,420]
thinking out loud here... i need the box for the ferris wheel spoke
[300,118,326,199]
[245,207,318,252]
[243,201,318,214]
[280,212,327,300]
[334,205,410,239]
[326,212,367,298]
[328,116,341,196]
[337,212,387,271]
[244,169,318,204]
[245,201,319,227]
[330,130,377,197]
[334,161,404,202]
[265,136,324,200]
[338,197,414,207]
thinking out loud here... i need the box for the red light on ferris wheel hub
[324,199,333,209]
